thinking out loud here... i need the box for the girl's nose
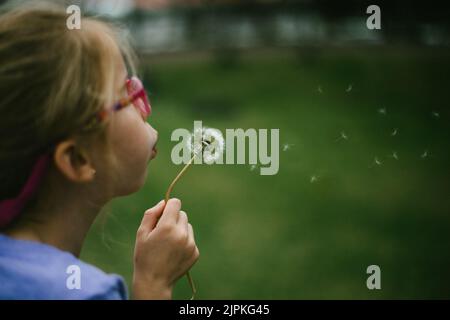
[149,124,158,139]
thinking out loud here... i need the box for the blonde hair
[0,3,137,202]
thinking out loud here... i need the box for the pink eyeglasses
[96,76,152,122]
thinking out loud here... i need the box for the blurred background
[5,0,450,298]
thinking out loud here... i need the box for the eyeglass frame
[95,76,151,123]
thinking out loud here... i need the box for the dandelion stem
[165,154,196,202]
[164,153,197,300]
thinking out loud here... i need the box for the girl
[0,3,199,299]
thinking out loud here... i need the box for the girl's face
[106,55,158,196]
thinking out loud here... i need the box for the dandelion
[346,84,353,92]
[187,127,225,164]
[165,126,224,300]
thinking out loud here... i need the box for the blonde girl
[0,3,199,299]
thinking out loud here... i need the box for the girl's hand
[132,199,199,300]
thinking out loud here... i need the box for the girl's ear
[53,139,96,183]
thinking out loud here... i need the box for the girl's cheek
[107,114,153,195]
[112,111,150,161]
[133,121,152,156]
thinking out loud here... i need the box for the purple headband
[0,154,50,228]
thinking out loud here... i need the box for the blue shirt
[0,233,127,300]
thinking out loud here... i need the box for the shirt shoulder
[0,234,128,300]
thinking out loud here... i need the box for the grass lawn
[81,47,450,299]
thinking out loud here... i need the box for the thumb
[139,200,165,233]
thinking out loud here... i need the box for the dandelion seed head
[187,127,203,156]
[187,126,225,163]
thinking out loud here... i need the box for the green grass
[81,47,450,299]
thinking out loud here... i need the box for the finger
[139,200,165,234]
[177,210,188,230]
[158,198,181,226]
[187,223,195,244]
[186,223,197,254]
[190,245,200,265]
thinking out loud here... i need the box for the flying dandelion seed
[388,151,398,160]
[378,107,387,115]
[421,150,429,158]
[346,84,353,92]
[250,164,258,171]
[335,131,348,141]
[310,175,319,183]
[369,157,382,168]
[391,128,398,136]
[432,111,440,118]
[282,143,295,152]
[317,85,323,94]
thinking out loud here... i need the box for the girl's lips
[151,146,158,159]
